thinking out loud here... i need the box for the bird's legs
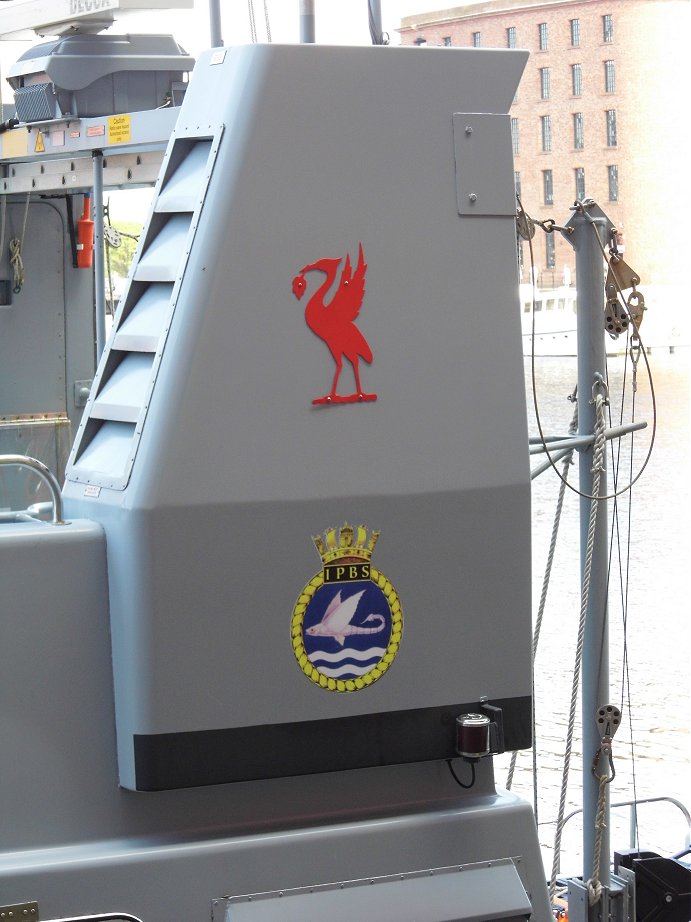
[351,357,377,402]
[312,357,343,405]
[312,356,377,405]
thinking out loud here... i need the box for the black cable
[447,759,476,789]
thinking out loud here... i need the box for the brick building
[399,0,689,320]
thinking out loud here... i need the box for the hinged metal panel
[219,859,532,922]
[453,113,516,216]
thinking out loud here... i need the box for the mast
[300,0,315,43]
[566,200,611,891]
[209,0,223,47]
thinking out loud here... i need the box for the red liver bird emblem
[292,243,377,405]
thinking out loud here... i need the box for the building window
[546,234,555,269]
[543,169,553,205]
[511,117,520,155]
[603,14,614,43]
[538,22,548,50]
[442,36,452,46]
[575,167,586,200]
[604,59,615,92]
[472,31,481,47]
[572,63,582,96]
[606,109,617,146]
[541,115,552,152]
[540,67,550,100]
[507,26,516,48]
[573,112,584,149]
[570,18,580,47]
[514,170,521,198]
[608,164,619,201]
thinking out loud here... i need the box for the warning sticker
[108,114,131,145]
[34,130,45,153]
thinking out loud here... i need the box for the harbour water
[494,349,690,876]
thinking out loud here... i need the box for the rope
[507,396,578,800]
[0,196,6,272]
[548,386,608,902]
[9,192,30,294]
[586,771,610,905]
[263,0,272,42]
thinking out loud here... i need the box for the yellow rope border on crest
[290,566,403,692]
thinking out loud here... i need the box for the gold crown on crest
[313,523,380,564]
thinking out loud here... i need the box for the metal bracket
[0,902,39,920]
[567,872,633,922]
[596,704,621,751]
[592,703,621,780]
[604,257,645,337]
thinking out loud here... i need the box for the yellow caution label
[108,114,131,145]
[34,130,45,153]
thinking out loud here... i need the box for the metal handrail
[42,916,144,922]
[0,454,65,525]
[540,795,691,852]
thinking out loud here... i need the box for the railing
[543,795,691,853]
[43,916,144,922]
[0,454,65,525]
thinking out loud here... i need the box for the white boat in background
[521,282,691,356]
[520,283,578,356]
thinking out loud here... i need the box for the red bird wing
[330,244,367,323]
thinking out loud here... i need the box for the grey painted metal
[0,108,179,177]
[0,198,93,433]
[0,454,64,523]
[64,44,531,790]
[453,114,516,216]
[2,150,166,197]
[528,420,646,454]
[0,45,555,922]
[93,151,106,361]
[220,859,531,921]
[209,0,223,47]
[300,0,316,43]
[0,0,193,39]
[531,447,572,480]
[564,202,613,891]
[7,34,193,122]
[0,516,551,919]
[368,0,383,44]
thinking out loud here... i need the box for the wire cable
[518,195,657,502]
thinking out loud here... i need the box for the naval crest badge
[291,524,403,691]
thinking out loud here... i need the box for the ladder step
[113,283,173,352]
[74,420,136,481]
[134,214,191,282]
[156,139,212,213]
[91,353,154,423]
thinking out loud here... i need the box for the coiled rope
[9,192,31,294]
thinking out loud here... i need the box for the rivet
[468,193,478,203]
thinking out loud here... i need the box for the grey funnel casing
[64,43,531,793]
